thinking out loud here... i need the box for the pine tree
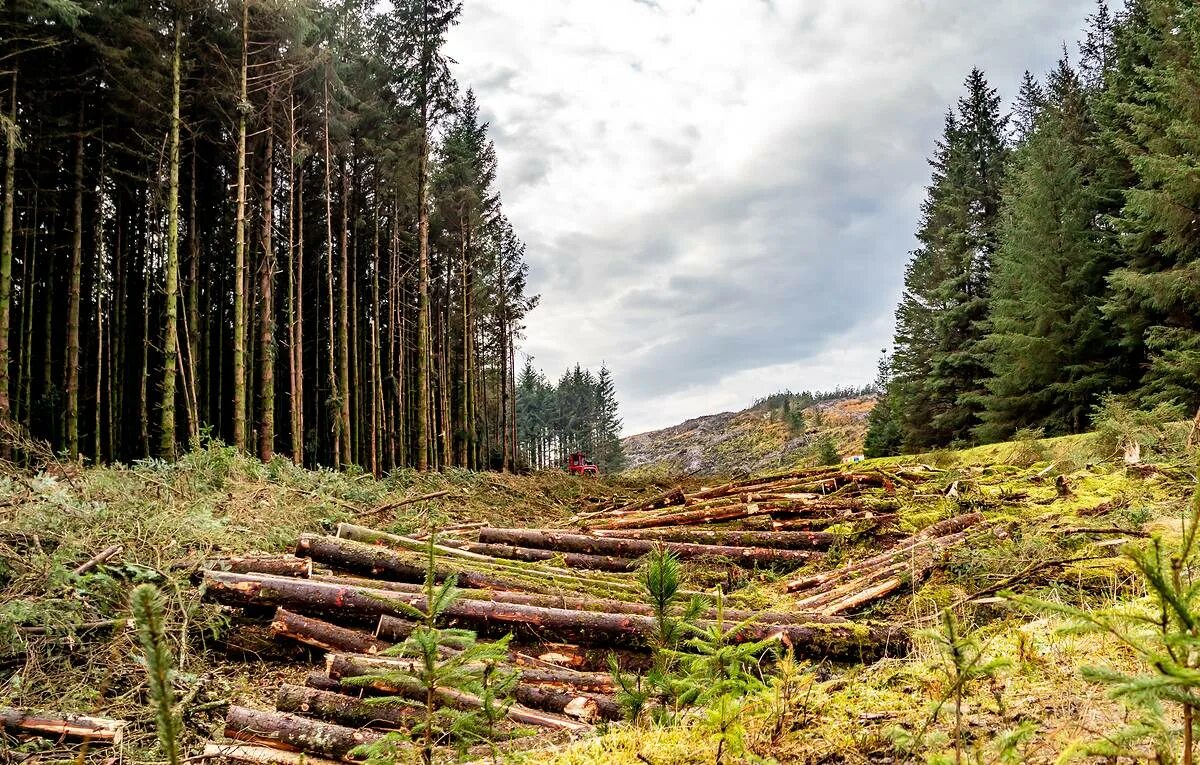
[888,69,1008,450]
[979,57,1131,440]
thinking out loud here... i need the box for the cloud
[446,0,1096,435]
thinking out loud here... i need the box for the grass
[0,427,1194,763]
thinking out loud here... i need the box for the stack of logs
[198,465,986,763]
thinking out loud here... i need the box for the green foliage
[1089,393,1186,459]
[517,360,626,472]
[1006,471,1200,763]
[811,436,840,467]
[129,584,181,765]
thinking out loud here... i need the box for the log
[270,608,391,655]
[201,572,900,660]
[588,502,773,530]
[514,685,621,722]
[297,534,519,591]
[324,655,591,732]
[203,743,344,765]
[203,556,313,578]
[275,683,414,730]
[0,707,126,745]
[328,652,617,693]
[476,528,825,562]
[225,705,383,760]
[439,539,639,572]
[72,544,123,575]
[356,489,453,520]
[611,485,686,514]
[770,513,897,531]
[304,671,347,693]
[588,527,838,550]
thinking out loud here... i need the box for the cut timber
[476,528,825,562]
[225,705,382,760]
[356,489,452,520]
[203,556,313,578]
[515,685,620,722]
[0,707,126,745]
[328,652,616,693]
[203,743,344,765]
[611,485,686,514]
[324,655,591,732]
[589,527,837,550]
[588,502,773,530]
[202,572,900,660]
[270,608,390,655]
[275,683,414,730]
[439,540,638,572]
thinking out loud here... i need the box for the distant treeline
[868,2,1200,457]
[516,361,624,472]
[0,1,536,472]
[751,386,876,413]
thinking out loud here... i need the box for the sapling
[130,583,181,765]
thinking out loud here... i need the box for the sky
[444,0,1097,437]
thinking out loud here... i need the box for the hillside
[622,395,876,477]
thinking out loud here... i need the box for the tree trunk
[0,708,125,745]
[65,115,84,460]
[202,744,342,765]
[258,120,275,462]
[322,78,339,467]
[0,70,16,439]
[270,608,390,655]
[439,539,638,572]
[231,0,249,452]
[275,683,414,730]
[225,705,382,760]
[337,156,351,465]
[514,685,620,723]
[476,528,825,563]
[160,20,181,459]
[589,527,838,550]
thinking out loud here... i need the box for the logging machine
[567,452,599,476]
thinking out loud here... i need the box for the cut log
[356,489,453,520]
[203,556,313,578]
[514,685,621,722]
[297,533,519,591]
[588,527,838,550]
[275,683,414,730]
[323,655,591,732]
[611,485,686,514]
[588,502,772,530]
[203,743,344,765]
[328,652,617,693]
[202,572,902,660]
[224,705,383,760]
[304,671,348,693]
[476,528,824,562]
[270,608,391,655]
[439,540,639,572]
[0,707,126,745]
[770,513,897,531]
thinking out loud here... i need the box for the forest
[867,1,1200,457]
[515,360,625,473]
[0,0,541,473]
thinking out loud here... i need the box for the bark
[322,77,339,466]
[203,743,343,765]
[225,705,382,760]
[439,540,639,573]
[202,571,904,660]
[65,117,84,459]
[72,544,123,575]
[588,527,838,550]
[198,556,313,578]
[355,489,451,520]
[476,528,826,563]
[337,156,351,464]
[161,20,181,459]
[414,111,430,471]
[514,685,620,723]
[271,608,391,655]
[275,683,414,730]
[232,0,249,452]
[328,652,616,694]
[258,120,275,462]
[0,707,126,745]
[286,87,301,465]
[587,502,774,530]
[0,69,14,436]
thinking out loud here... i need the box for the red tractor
[567,452,599,477]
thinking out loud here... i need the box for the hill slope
[622,395,875,477]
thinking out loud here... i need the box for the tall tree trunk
[0,69,15,440]
[415,110,430,471]
[160,20,182,459]
[337,155,351,465]
[287,87,303,465]
[322,77,339,467]
[257,119,275,462]
[65,115,84,460]
[231,0,249,451]
[368,199,381,476]
[187,144,201,438]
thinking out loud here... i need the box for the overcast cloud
[444,0,1096,436]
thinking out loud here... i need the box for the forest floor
[0,430,1194,764]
